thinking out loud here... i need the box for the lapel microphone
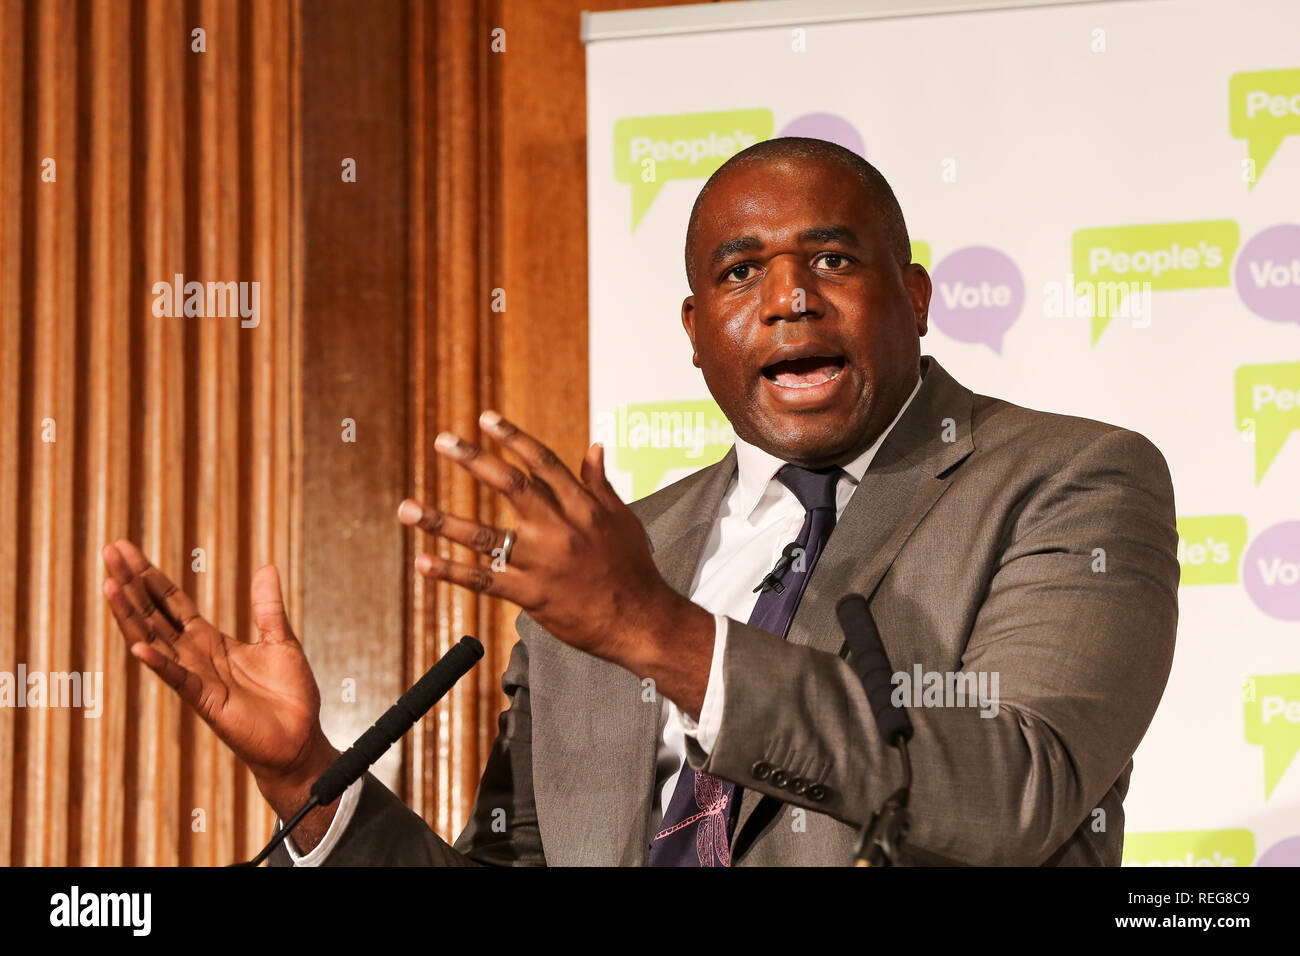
[754,541,805,594]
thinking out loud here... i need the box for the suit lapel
[645,446,739,595]
[730,356,976,860]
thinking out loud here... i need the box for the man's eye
[816,253,849,270]
[724,264,755,281]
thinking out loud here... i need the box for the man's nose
[760,256,825,323]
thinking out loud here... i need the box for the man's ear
[902,263,931,337]
[681,296,701,367]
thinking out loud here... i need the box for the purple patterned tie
[647,464,844,867]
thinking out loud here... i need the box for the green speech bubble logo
[1122,830,1254,867]
[910,240,931,272]
[614,110,774,230]
[1176,515,1247,586]
[1230,69,1300,187]
[598,400,734,500]
[1244,673,1300,799]
[1071,220,1239,344]
[1235,361,1300,483]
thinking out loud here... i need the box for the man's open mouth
[761,355,846,389]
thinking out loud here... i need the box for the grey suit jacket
[270,354,1179,866]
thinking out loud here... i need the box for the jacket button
[806,783,827,801]
[751,761,772,780]
[770,769,790,788]
[789,776,807,795]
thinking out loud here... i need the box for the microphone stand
[854,737,911,867]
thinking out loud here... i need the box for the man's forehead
[696,162,871,235]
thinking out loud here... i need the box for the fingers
[249,565,294,645]
[101,542,181,644]
[400,499,523,594]
[580,442,624,511]
[413,551,526,603]
[129,640,203,709]
[130,549,203,633]
[434,430,554,516]
[477,410,595,515]
[398,498,509,557]
[108,539,201,633]
[102,577,177,660]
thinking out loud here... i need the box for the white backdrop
[585,0,1300,865]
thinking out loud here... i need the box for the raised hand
[397,410,716,715]
[101,540,331,786]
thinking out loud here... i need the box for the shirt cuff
[279,774,365,867]
[680,613,728,755]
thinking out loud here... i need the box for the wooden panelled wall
[1,0,706,866]
[0,0,296,865]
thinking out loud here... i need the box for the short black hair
[684,137,911,290]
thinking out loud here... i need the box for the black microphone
[836,594,911,867]
[836,594,912,746]
[754,541,805,594]
[233,634,485,866]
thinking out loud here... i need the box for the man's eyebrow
[708,236,763,270]
[707,225,863,271]
[797,225,861,247]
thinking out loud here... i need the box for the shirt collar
[731,372,924,522]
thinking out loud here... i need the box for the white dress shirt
[286,374,923,864]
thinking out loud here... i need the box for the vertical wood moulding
[475,0,505,796]
[405,0,430,816]
[177,0,198,867]
[0,0,26,866]
[233,0,253,861]
[67,0,91,865]
[192,0,242,867]
[135,0,187,866]
[191,0,216,866]
[245,0,294,856]
[24,0,79,866]
[287,0,304,685]
[216,0,242,859]
[122,0,147,864]
[428,0,483,842]
[429,0,454,841]
[81,0,132,866]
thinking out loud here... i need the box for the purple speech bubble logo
[1242,521,1300,622]
[776,113,866,157]
[1235,224,1300,325]
[1256,835,1300,866]
[930,246,1025,354]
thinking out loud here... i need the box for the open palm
[102,540,325,780]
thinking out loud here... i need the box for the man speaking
[101,138,1179,866]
